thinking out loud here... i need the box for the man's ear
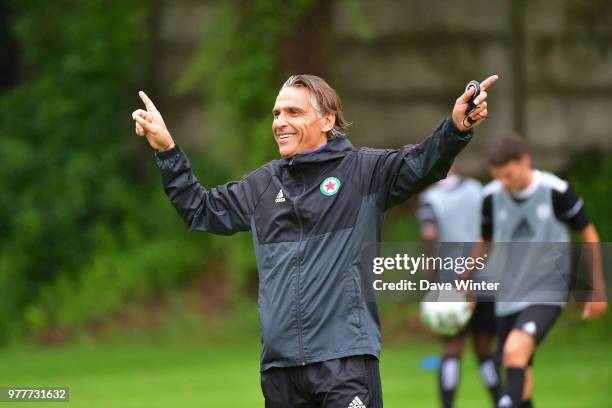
[322,113,335,133]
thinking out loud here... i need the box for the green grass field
[0,330,610,407]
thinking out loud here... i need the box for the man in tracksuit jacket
[132,74,498,407]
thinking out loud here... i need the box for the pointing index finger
[457,87,475,104]
[480,74,499,92]
[139,91,157,111]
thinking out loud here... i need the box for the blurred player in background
[480,133,607,408]
[418,162,502,408]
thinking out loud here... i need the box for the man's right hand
[131,91,175,151]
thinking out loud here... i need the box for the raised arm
[132,92,259,234]
[376,75,498,209]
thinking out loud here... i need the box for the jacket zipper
[292,167,306,365]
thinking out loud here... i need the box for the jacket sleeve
[155,145,262,235]
[372,117,472,210]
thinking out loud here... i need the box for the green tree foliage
[0,0,208,342]
[564,150,612,241]
[0,0,317,343]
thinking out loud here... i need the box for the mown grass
[0,309,609,407]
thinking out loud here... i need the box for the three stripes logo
[348,396,366,408]
[511,217,534,240]
[275,189,286,203]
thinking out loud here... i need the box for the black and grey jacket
[156,117,472,371]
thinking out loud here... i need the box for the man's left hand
[582,301,608,320]
[452,74,499,132]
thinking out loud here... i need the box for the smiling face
[272,86,334,158]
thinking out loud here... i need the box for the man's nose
[273,114,288,129]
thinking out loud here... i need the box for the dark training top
[155,117,472,371]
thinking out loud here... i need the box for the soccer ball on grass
[420,289,473,336]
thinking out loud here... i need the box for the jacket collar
[282,136,354,167]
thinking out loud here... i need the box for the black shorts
[261,355,382,408]
[496,305,562,365]
[465,301,497,335]
[443,301,497,338]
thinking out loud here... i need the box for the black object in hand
[464,80,480,125]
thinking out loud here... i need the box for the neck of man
[296,134,330,156]
[511,168,537,199]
